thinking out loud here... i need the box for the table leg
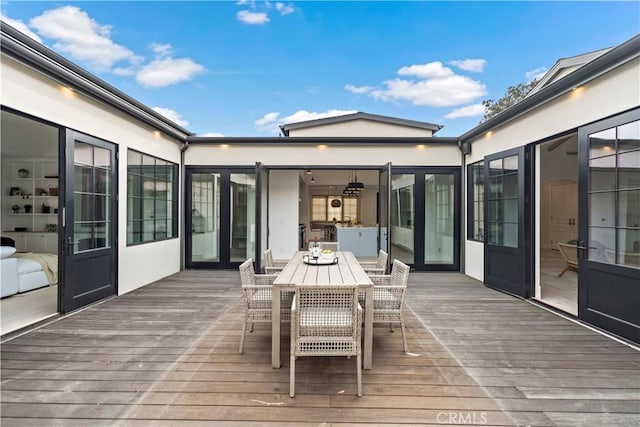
[363,286,373,370]
[272,286,281,369]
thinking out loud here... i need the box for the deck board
[1,270,638,425]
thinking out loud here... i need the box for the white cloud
[152,107,189,127]
[449,59,487,73]
[275,2,295,15]
[397,61,453,79]
[150,43,173,58]
[0,14,43,42]
[444,103,486,119]
[345,84,375,94]
[525,66,547,82]
[136,57,205,88]
[237,10,270,24]
[255,109,357,134]
[370,76,487,107]
[200,132,225,137]
[255,112,281,127]
[29,6,141,72]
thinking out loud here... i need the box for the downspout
[180,140,190,271]
[458,138,467,274]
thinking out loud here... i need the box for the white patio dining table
[271,251,374,370]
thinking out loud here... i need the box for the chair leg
[400,320,408,353]
[389,323,394,332]
[239,321,247,354]
[249,322,254,333]
[558,266,568,277]
[290,354,296,398]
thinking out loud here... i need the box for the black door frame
[483,146,533,297]
[577,108,640,343]
[391,166,461,272]
[185,166,256,269]
[61,129,118,313]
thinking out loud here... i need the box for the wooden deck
[1,270,638,426]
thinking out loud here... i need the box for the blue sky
[1,1,639,137]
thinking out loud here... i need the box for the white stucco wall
[1,56,183,296]
[287,119,435,137]
[268,170,299,259]
[463,57,640,283]
[185,143,461,167]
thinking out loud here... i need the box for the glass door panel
[190,173,220,263]
[390,173,415,265]
[424,173,454,264]
[230,173,256,262]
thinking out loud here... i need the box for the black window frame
[126,149,179,245]
[467,160,485,242]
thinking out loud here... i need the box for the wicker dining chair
[238,259,292,354]
[290,285,362,397]
[367,259,411,353]
[359,249,388,275]
[263,248,288,274]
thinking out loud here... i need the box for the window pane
[589,192,615,227]
[503,174,518,198]
[618,190,640,228]
[589,128,616,159]
[590,155,616,191]
[311,196,326,221]
[488,159,502,176]
[617,121,640,153]
[142,154,155,177]
[75,166,93,193]
[618,228,640,268]
[503,223,518,248]
[468,161,484,241]
[589,226,615,263]
[425,173,454,264]
[128,150,142,175]
[503,155,518,172]
[95,168,109,194]
[94,147,110,169]
[75,142,93,166]
[618,150,640,190]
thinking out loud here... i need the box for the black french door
[388,167,460,271]
[483,146,532,297]
[578,109,640,343]
[61,130,118,312]
[186,167,257,269]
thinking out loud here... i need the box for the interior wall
[268,170,299,259]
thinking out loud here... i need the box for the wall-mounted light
[317,144,328,150]
[220,144,230,149]
[416,144,426,150]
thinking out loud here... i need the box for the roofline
[0,21,193,141]
[186,136,459,145]
[279,112,443,136]
[461,34,640,142]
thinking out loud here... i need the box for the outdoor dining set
[238,244,410,398]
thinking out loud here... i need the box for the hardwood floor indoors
[539,248,578,316]
[1,285,58,336]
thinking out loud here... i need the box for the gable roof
[526,47,612,98]
[279,112,443,136]
[461,34,640,143]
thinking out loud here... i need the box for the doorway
[185,168,256,269]
[1,109,60,334]
[537,134,579,315]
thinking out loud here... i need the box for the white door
[550,181,577,246]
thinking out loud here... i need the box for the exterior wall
[268,170,299,259]
[185,143,460,167]
[463,57,640,282]
[287,119,434,137]
[1,56,183,296]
